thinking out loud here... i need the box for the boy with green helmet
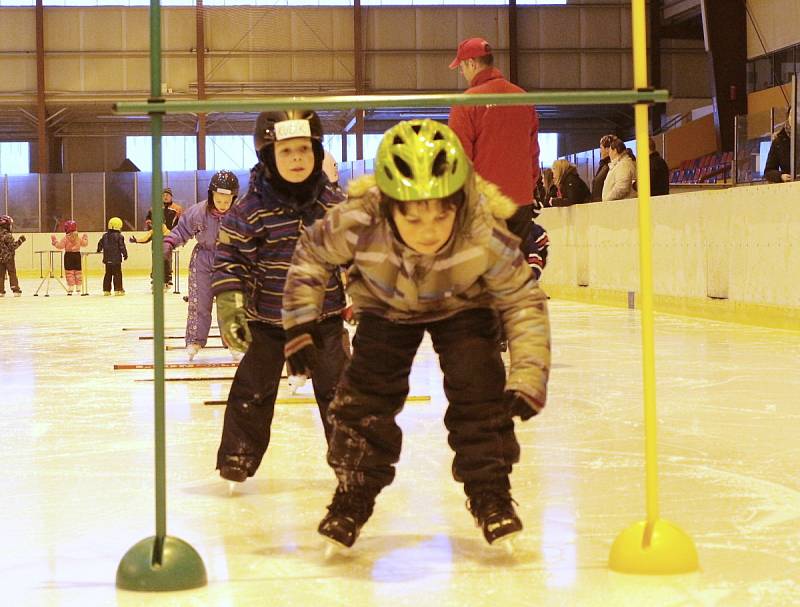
[282,119,551,550]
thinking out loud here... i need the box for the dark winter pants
[102,263,123,292]
[185,247,214,347]
[0,257,21,293]
[327,308,519,497]
[216,316,348,476]
[149,257,172,284]
[505,203,535,244]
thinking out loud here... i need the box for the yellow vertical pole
[631,0,659,531]
[608,0,699,574]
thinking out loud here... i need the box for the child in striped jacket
[210,109,349,485]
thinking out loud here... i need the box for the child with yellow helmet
[282,119,551,550]
[97,217,128,295]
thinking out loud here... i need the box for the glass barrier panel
[72,172,105,232]
[136,172,154,231]
[41,173,71,234]
[164,170,198,211]
[106,172,137,231]
[735,108,790,183]
[7,174,40,232]
[196,170,216,205]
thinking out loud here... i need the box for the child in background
[130,187,182,289]
[282,119,551,550]
[0,215,25,297]
[51,220,88,295]
[164,170,239,360]
[97,217,128,296]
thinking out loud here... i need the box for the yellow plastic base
[609,519,699,575]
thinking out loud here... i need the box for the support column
[701,0,747,152]
[195,0,207,170]
[35,0,49,174]
[508,0,518,84]
[354,0,364,160]
[649,0,664,134]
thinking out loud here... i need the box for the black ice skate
[218,455,252,495]
[467,490,523,547]
[318,487,375,552]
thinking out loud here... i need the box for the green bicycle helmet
[375,119,469,202]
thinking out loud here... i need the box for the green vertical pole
[149,0,167,547]
[116,0,206,591]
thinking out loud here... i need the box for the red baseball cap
[449,37,492,70]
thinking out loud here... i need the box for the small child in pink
[51,220,89,295]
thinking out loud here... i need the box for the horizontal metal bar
[114,90,670,115]
[115,361,238,370]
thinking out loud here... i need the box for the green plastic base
[116,535,207,592]
[609,519,699,575]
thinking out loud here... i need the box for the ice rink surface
[1,276,799,606]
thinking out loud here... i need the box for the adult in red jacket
[448,37,541,241]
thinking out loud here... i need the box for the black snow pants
[216,316,348,476]
[326,308,520,497]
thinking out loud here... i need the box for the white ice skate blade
[490,530,521,555]
[227,481,238,496]
[322,537,350,559]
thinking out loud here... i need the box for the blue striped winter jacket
[211,167,346,325]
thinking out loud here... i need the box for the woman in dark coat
[547,159,591,207]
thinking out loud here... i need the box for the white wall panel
[124,57,150,91]
[367,9,417,50]
[517,10,540,49]
[367,55,417,91]
[517,53,541,90]
[162,8,194,52]
[418,54,458,90]
[44,9,81,51]
[249,56,292,81]
[291,10,337,50]
[293,55,334,81]
[0,9,35,52]
[206,8,257,49]
[580,53,622,89]
[538,52,580,89]
[84,57,125,90]
[45,56,82,92]
[746,0,800,58]
[455,7,506,48]
[123,9,150,52]
[540,181,800,307]
[539,7,580,49]
[251,11,293,50]
[579,7,622,48]
[81,9,124,51]
[416,7,456,49]
[0,58,36,93]
[162,57,195,92]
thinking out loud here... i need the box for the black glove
[17,235,26,243]
[128,235,137,243]
[284,321,319,378]
[506,390,542,421]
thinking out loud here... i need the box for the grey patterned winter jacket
[282,171,551,411]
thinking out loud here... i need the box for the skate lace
[467,490,518,520]
[328,488,374,524]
